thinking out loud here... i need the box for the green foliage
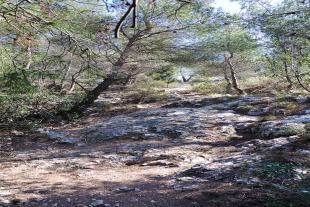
[0,48,14,75]
[200,13,258,56]
[0,0,309,121]
[0,71,37,93]
[150,66,176,86]
[246,0,310,91]
[0,92,83,121]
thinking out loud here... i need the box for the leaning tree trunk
[69,74,116,114]
[295,72,310,93]
[225,54,245,95]
[66,50,129,115]
[222,66,232,94]
[63,28,140,117]
[68,76,76,93]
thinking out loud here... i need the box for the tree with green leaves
[198,13,258,94]
[236,0,310,91]
[68,0,209,114]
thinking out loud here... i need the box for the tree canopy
[0,0,309,119]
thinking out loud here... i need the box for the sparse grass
[259,115,278,121]
[47,161,89,172]
[264,193,310,207]
[248,161,297,182]
[235,105,255,113]
[241,76,273,87]
[191,80,227,94]
[240,160,310,207]
[273,101,300,111]
[190,75,309,96]
[125,80,169,104]
[275,124,306,137]
[241,76,309,95]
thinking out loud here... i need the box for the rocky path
[0,95,309,207]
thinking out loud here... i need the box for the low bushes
[0,92,83,121]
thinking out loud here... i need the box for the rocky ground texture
[0,93,309,207]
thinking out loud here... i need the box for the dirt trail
[0,91,309,207]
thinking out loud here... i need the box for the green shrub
[149,65,177,87]
[0,92,83,121]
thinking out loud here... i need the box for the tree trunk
[283,60,293,89]
[222,66,232,94]
[181,75,193,82]
[179,69,193,83]
[277,36,293,89]
[69,74,116,114]
[25,46,32,70]
[68,80,76,93]
[225,54,245,95]
[60,59,73,92]
[295,72,310,93]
